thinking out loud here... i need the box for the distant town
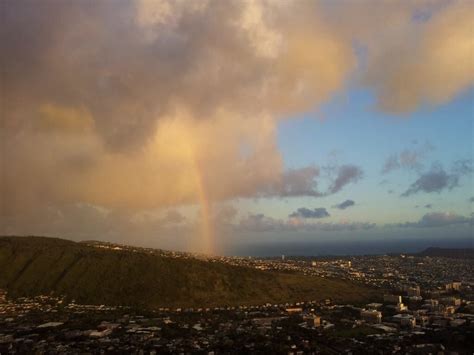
[1,242,473,354]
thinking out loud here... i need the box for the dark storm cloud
[334,199,355,210]
[424,204,432,209]
[289,207,330,219]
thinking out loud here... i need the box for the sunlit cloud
[2,0,473,252]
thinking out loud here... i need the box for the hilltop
[0,236,375,309]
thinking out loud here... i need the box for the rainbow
[190,157,214,255]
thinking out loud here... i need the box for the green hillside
[0,236,376,309]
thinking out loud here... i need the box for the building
[445,306,455,315]
[440,297,461,307]
[384,294,402,304]
[406,286,421,297]
[445,282,461,291]
[366,303,383,310]
[415,315,429,327]
[396,302,408,312]
[393,314,416,328]
[450,319,466,327]
[305,315,321,327]
[285,307,303,314]
[424,299,438,307]
[408,296,423,303]
[361,309,382,324]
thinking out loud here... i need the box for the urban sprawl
[1,243,473,354]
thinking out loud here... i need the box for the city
[2,0,473,353]
[1,248,473,354]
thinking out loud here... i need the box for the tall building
[396,302,408,312]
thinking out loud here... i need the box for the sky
[1,0,473,255]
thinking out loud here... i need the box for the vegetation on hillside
[0,236,376,309]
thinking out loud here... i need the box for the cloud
[289,207,330,219]
[382,143,434,174]
[414,204,433,209]
[334,199,356,210]
[401,161,472,196]
[259,164,363,199]
[0,203,192,249]
[327,165,363,194]
[238,214,286,233]
[396,212,473,228]
[308,222,376,232]
[382,155,400,174]
[2,0,360,220]
[401,166,455,196]
[2,0,472,249]
[452,159,473,176]
[237,213,376,233]
[161,210,186,224]
[470,197,474,203]
[364,0,474,112]
[214,205,239,224]
[271,166,322,198]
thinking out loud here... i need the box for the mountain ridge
[0,236,376,309]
